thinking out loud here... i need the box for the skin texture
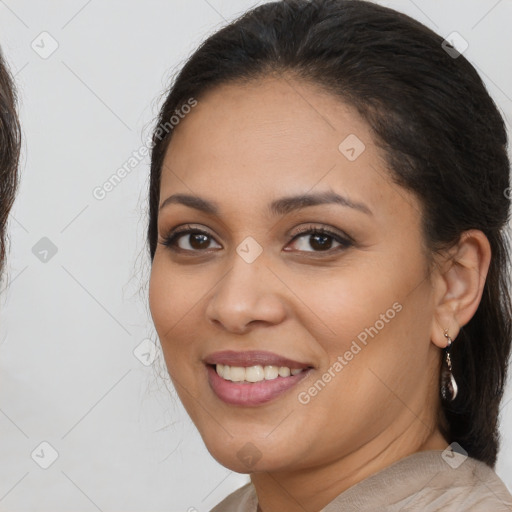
[149,76,491,512]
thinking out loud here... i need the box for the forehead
[159,76,413,222]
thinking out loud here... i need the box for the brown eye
[182,233,211,250]
[160,224,352,256]
[161,226,221,252]
[287,227,352,253]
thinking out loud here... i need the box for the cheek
[296,264,404,351]
[148,256,198,333]
[148,256,208,377]
[148,259,172,333]
[148,258,189,362]
[314,258,433,403]
[296,246,431,387]
[148,261,214,431]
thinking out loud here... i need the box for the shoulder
[382,451,512,511]
[438,455,512,511]
[209,482,258,512]
[323,449,512,511]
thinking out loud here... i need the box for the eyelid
[159,224,220,250]
[289,223,354,244]
[160,222,353,255]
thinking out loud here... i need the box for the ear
[430,229,491,348]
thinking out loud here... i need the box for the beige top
[210,449,512,511]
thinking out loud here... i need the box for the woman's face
[149,76,443,473]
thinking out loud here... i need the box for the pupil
[191,234,209,249]
[311,234,331,251]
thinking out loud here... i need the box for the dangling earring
[441,329,458,401]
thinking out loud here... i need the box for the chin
[199,430,296,473]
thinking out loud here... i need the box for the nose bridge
[206,238,286,331]
[217,239,268,307]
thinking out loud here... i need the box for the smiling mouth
[203,350,313,406]
[214,363,306,383]
[205,362,312,406]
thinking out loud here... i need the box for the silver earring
[441,329,458,401]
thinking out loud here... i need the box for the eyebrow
[159,190,373,216]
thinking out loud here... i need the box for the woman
[0,48,20,274]
[147,0,512,510]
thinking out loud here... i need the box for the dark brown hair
[147,0,511,468]
[0,47,21,272]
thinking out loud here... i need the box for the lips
[204,350,310,369]
[204,350,313,406]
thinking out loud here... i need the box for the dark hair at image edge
[0,47,21,271]
[148,0,512,468]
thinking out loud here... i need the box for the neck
[251,425,448,512]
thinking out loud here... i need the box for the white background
[0,1,511,511]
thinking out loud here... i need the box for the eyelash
[160,224,353,256]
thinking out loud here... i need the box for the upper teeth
[216,364,305,382]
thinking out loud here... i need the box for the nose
[205,250,287,334]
